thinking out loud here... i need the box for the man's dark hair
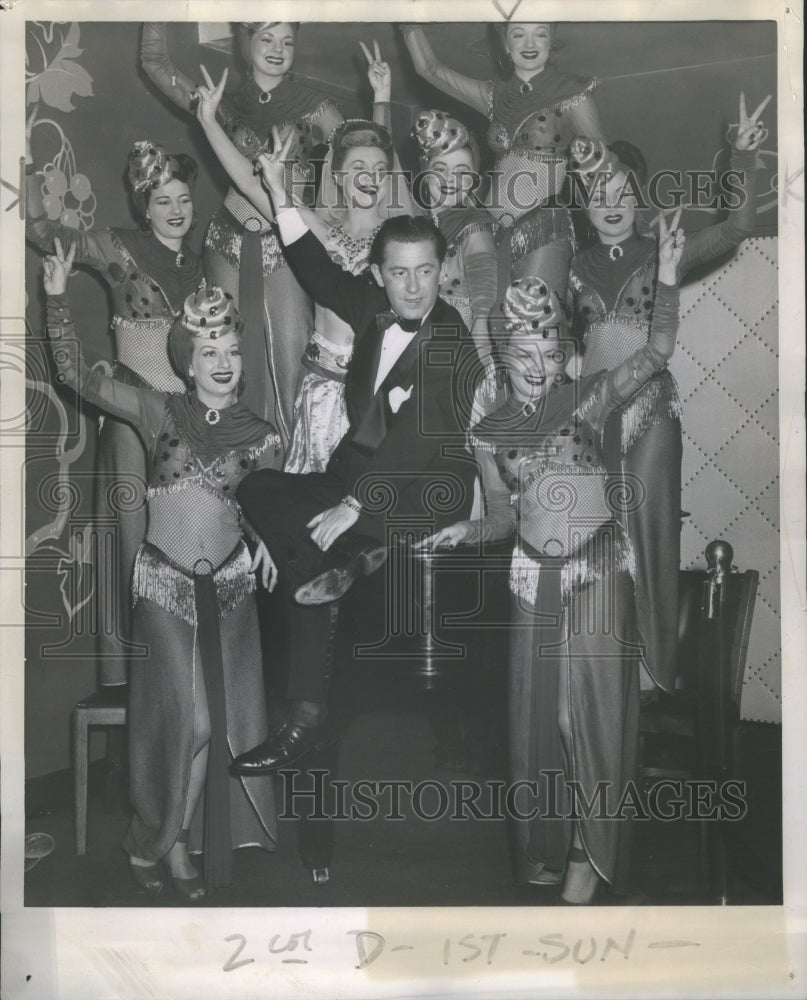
[369,215,448,268]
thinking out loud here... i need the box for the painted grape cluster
[35,120,96,231]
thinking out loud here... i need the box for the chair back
[675,550,758,711]
[719,569,759,710]
[676,570,708,691]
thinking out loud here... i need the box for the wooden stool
[71,687,127,855]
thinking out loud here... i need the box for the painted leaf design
[27,23,94,112]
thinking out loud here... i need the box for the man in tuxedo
[231,201,479,773]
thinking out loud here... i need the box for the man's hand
[307,502,359,551]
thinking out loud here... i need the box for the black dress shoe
[230,718,339,774]
[294,546,387,606]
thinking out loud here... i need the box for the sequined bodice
[106,231,194,322]
[571,251,660,377]
[145,409,281,570]
[493,415,602,496]
[220,102,326,165]
[324,223,376,276]
[114,316,186,392]
[487,106,578,158]
[493,415,610,559]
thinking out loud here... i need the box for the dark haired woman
[26,124,203,686]
[566,91,769,700]
[44,244,279,899]
[192,48,409,472]
[141,21,345,445]
[401,21,604,298]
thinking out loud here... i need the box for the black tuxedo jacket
[283,228,481,538]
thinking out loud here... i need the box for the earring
[496,51,514,75]
[189,211,198,232]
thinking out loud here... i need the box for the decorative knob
[706,539,733,578]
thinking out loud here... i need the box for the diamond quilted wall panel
[671,237,780,722]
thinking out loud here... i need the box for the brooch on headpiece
[503,276,564,337]
[412,109,471,163]
[181,285,243,338]
[127,140,182,194]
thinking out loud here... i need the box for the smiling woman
[43,258,281,900]
[401,21,605,299]
[140,22,345,447]
[25,131,204,686]
[189,334,244,411]
[567,96,767,703]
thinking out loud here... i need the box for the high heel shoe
[129,857,167,896]
[168,830,206,903]
[560,846,601,905]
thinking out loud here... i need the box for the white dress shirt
[276,207,422,408]
[374,325,416,394]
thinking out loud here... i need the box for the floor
[24,581,783,909]
[24,706,782,908]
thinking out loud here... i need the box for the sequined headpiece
[503,277,564,337]
[412,110,474,165]
[568,136,615,179]
[328,118,392,153]
[181,285,243,338]
[127,141,184,194]
[241,22,276,33]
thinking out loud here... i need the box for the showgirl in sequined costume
[26,127,202,686]
[401,22,605,299]
[282,121,393,473]
[141,22,345,444]
[423,226,682,904]
[411,108,502,518]
[192,46,410,473]
[45,253,280,901]
[411,110,498,358]
[566,91,768,696]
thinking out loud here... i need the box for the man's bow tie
[377,311,422,334]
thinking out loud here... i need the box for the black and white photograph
[1,1,804,997]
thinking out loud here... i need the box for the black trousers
[237,468,374,704]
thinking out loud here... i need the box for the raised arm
[566,92,606,142]
[360,39,392,130]
[361,39,419,216]
[259,138,386,327]
[458,227,498,364]
[140,22,198,114]
[194,65,276,223]
[400,25,491,117]
[590,213,683,427]
[44,243,165,438]
[679,92,770,275]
